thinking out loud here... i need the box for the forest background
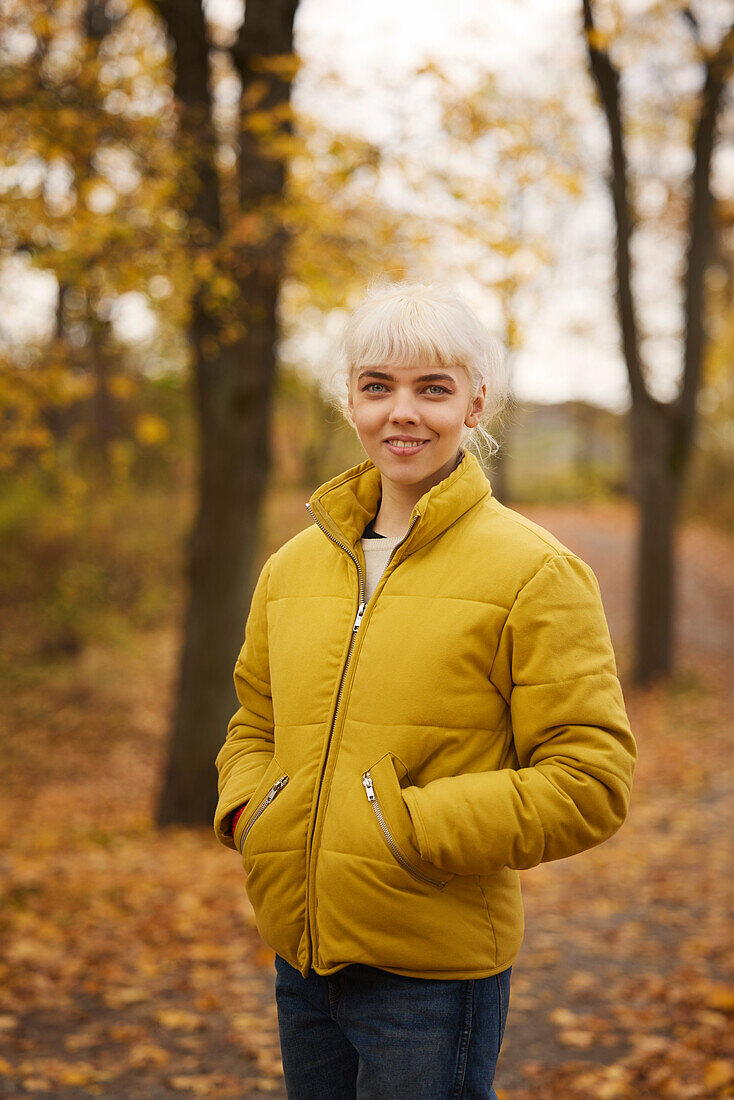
[1,0,733,1097]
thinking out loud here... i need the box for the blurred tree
[686,255,734,528]
[147,0,301,827]
[0,0,186,479]
[582,1,733,684]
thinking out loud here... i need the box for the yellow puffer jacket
[214,450,637,980]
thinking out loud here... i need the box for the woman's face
[346,361,486,491]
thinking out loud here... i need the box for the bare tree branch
[581,0,648,408]
[681,7,700,43]
[679,20,734,456]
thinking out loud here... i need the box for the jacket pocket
[361,752,453,890]
[233,755,290,860]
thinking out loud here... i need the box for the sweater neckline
[362,518,405,540]
[361,530,405,547]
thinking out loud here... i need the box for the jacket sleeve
[402,553,638,877]
[213,553,276,851]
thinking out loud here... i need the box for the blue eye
[362,383,450,394]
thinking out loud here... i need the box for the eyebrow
[357,369,456,384]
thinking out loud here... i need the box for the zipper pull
[362,773,375,801]
[266,776,288,802]
[353,601,366,633]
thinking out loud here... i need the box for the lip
[383,438,430,456]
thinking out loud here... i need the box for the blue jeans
[274,953,511,1099]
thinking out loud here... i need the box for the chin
[381,457,446,481]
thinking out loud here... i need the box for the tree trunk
[630,399,681,683]
[582,2,732,686]
[154,0,299,827]
[158,282,278,826]
[89,322,113,482]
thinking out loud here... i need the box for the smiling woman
[347,358,481,532]
[213,278,637,1099]
[337,279,512,535]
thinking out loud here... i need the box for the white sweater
[359,531,406,603]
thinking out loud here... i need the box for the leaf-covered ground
[1,499,732,1098]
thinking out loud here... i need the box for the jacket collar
[306,448,492,559]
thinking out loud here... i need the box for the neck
[371,449,463,536]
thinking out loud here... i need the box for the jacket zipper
[239,775,289,854]
[303,503,420,959]
[304,503,368,734]
[361,772,448,888]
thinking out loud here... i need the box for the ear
[346,378,354,419]
[465,381,486,428]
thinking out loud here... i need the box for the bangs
[344,292,475,375]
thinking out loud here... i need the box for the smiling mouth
[384,439,429,449]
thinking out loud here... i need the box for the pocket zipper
[362,771,447,888]
[239,775,289,854]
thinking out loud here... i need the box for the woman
[214,280,637,1099]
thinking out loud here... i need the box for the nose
[388,387,420,425]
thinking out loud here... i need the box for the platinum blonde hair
[323,277,511,461]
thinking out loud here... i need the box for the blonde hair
[323,277,511,461]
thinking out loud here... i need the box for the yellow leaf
[58,1062,99,1085]
[586,27,612,51]
[549,1007,578,1026]
[704,1060,733,1088]
[109,375,136,399]
[558,1028,595,1048]
[134,414,169,446]
[705,985,734,1012]
[168,1075,218,1094]
[129,1042,171,1067]
[156,1009,204,1031]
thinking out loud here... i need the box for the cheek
[430,402,465,429]
[352,401,383,429]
